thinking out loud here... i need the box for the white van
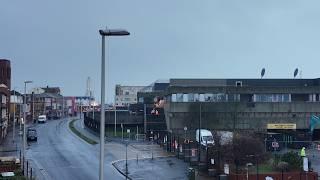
[38,115,47,123]
[196,129,215,146]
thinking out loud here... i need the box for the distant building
[115,85,146,107]
[0,59,11,142]
[42,86,61,94]
[64,96,77,116]
[75,96,94,113]
[10,90,23,124]
[27,86,65,120]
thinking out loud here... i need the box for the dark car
[27,128,37,141]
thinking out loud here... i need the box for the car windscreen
[202,136,213,142]
[28,130,37,136]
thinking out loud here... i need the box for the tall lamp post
[99,27,130,180]
[23,81,32,159]
[12,87,18,144]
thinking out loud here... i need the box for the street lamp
[11,87,18,144]
[99,27,130,180]
[23,81,32,159]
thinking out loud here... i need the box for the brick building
[0,59,11,142]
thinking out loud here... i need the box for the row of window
[170,93,240,102]
[0,67,10,79]
[253,94,290,102]
[169,93,317,103]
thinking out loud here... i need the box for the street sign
[211,159,215,165]
[272,142,279,148]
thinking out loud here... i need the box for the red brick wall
[0,59,11,89]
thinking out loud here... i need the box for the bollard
[27,161,29,177]
[22,156,24,175]
[30,168,33,180]
[152,150,154,160]
[136,154,138,164]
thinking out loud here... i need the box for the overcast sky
[1,0,320,103]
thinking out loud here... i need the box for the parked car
[27,128,37,141]
[37,115,47,123]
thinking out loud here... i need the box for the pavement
[113,156,188,180]
[0,125,21,157]
[74,118,217,180]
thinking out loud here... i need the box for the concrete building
[115,85,146,107]
[162,79,320,140]
[0,59,11,142]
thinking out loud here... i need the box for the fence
[229,172,318,180]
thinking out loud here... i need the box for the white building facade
[115,85,146,107]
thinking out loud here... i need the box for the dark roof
[10,90,22,96]
[42,87,61,94]
[30,93,63,99]
[169,78,320,88]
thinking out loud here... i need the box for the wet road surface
[26,118,124,180]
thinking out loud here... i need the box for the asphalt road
[26,118,125,180]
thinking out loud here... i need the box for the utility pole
[114,109,117,136]
[198,103,202,163]
[62,96,64,118]
[144,104,147,133]
[12,89,16,143]
[23,81,32,159]
[32,92,34,123]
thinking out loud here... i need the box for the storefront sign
[267,123,296,129]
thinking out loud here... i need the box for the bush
[281,151,302,170]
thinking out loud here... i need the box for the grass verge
[69,119,98,145]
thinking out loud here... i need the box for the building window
[176,93,183,102]
[228,94,240,102]
[194,94,199,102]
[183,94,188,102]
[204,93,213,102]
[253,94,291,102]
[188,93,194,102]
[236,81,242,87]
[171,94,177,102]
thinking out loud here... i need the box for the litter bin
[188,167,195,180]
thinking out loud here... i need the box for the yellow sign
[267,123,296,129]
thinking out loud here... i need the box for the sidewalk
[0,125,22,157]
[72,118,100,144]
[73,119,213,180]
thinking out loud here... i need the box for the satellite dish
[261,68,265,79]
[294,68,299,78]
